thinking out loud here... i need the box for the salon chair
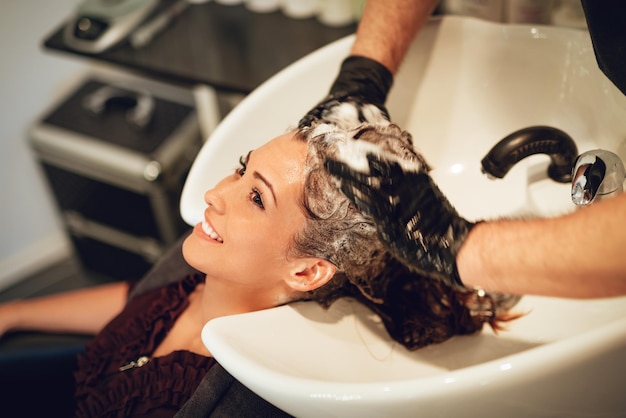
[0,332,86,416]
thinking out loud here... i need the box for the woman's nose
[204,188,225,214]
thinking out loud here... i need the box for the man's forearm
[457,193,626,298]
[351,0,439,74]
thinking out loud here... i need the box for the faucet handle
[571,150,626,206]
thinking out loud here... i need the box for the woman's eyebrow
[248,150,277,206]
[253,171,277,206]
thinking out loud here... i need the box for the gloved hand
[298,55,393,129]
[325,152,475,290]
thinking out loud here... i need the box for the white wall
[0,0,88,290]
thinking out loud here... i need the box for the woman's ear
[285,258,336,292]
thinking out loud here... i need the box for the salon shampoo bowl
[181,16,626,418]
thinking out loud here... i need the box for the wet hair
[288,122,520,351]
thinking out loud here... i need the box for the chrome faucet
[571,149,626,206]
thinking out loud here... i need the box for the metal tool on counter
[130,0,190,49]
[64,0,161,53]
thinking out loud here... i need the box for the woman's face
[183,132,310,293]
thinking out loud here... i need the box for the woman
[0,121,518,417]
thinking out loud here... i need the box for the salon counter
[43,0,357,94]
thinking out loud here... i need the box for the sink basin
[181,15,626,418]
[397,16,626,221]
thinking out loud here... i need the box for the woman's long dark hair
[289,122,520,350]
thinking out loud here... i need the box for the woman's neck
[197,276,295,324]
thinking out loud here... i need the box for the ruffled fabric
[74,274,215,418]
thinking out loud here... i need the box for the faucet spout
[481,126,578,183]
[571,149,626,206]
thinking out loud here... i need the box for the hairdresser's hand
[298,56,393,129]
[325,153,474,289]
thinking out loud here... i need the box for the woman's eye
[236,155,247,176]
[251,188,265,209]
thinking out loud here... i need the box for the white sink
[181,16,626,418]
[396,17,626,222]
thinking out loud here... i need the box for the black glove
[325,152,474,289]
[298,55,393,129]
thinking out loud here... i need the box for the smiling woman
[0,121,519,417]
[183,121,520,351]
[181,132,321,317]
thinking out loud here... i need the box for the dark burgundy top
[74,274,215,418]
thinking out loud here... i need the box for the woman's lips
[198,219,223,243]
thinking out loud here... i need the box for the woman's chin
[181,234,207,272]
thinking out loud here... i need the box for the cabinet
[30,77,201,279]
